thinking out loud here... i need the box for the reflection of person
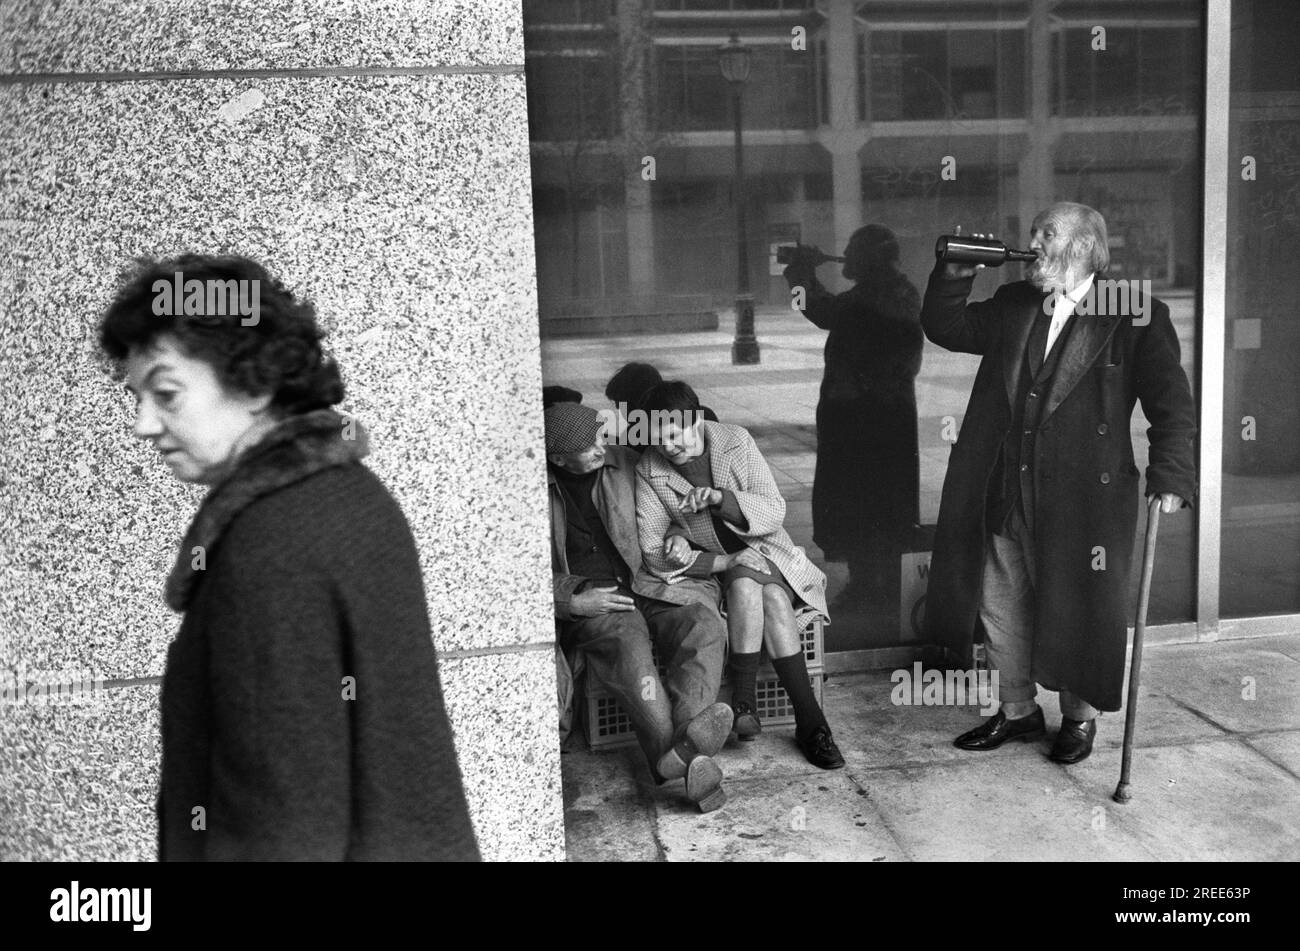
[544,402,733,813]
[783,225,923,610]
[99,254,478,860]
[921,203,1196,764]
[636,382,844,770]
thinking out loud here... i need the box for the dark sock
[728,652,760,711]
[773,652,828,741]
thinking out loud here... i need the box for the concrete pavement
[562,631,1300,861]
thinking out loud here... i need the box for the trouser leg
[564,609,673,771]
[1059,689,1100,722]
[640,599,727,730]
[978,511,1037,714]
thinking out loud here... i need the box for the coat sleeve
[920,265,1000,355]
[553,573,586,622]
[636,466,706,583]
[722,429,787,537]
[201,521,352,860]
[784,262,839,331]
[1134,301,1198,506]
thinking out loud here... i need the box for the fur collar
[165,409,369,612]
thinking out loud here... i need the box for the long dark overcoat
[921,269,1197,711]
[788,265,924,558]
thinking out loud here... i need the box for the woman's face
[124,334,274,485]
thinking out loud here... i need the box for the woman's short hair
[639,380,702,416]
[99,253,344,413]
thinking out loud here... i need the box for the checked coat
[635,421,829,619]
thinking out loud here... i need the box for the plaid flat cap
[544,401,604,455]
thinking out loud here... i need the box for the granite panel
[0,684,160,862]
[0,72,553,680]
[438,649,565,861]
[1,0,523,74]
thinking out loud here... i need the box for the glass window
[1056,25,1201,116]
[655,44,815,132]
[526,1,1203,654]
[525,54,619,141]
[1221,0,1300,618]
[870,29,1024,121]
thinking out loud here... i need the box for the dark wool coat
[921,269,1197,711]
[158,410,479,861]
[786,263,924,558]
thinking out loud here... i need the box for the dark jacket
[158,410,479,861]
[548,444,719,621]
[921,269,1197,711]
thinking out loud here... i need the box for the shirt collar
[1057,272,1095,306]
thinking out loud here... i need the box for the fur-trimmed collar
[165,409,369,612]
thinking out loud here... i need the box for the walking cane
[1113,495,1162,804]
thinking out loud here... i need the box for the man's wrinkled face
[550,432,607,475]
[1026,214,1083,291]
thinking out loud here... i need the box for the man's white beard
[1026,254,1078,294]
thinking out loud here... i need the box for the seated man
[545,401,734,812]
[634,381,844,770]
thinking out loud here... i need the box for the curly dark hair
[98,253,344,413]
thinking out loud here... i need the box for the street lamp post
[719,34,759,365]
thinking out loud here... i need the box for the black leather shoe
[732,701,761,741]
[1050,717,1096,764]
[953,707,1045,751]
[797,725,845,770]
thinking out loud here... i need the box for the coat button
[1020,464,1029,472]
[760,545,771,555]
[1028,390,1039,398]
[1100,472,1111,484]
[1097,423,1109,435]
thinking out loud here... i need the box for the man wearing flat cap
[544,401,733,812]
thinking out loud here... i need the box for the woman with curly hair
[99,253,478,861]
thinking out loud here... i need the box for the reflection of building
[525,0,1202,309]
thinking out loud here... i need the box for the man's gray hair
[1038,201,1110,274]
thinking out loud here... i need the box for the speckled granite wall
[0,1,562,861]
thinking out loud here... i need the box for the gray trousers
[979,507,1101,721]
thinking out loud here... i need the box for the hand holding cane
[1113,494,1162,804]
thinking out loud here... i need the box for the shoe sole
[733,714,761,742]
[685,756,726,813]
[657,703,736,780]
[953,726,1045,751]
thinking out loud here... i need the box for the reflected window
[870,29,1025,121]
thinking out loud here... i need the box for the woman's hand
[678,487,722,514]
[662,535,694,568]
[724,548,767,573]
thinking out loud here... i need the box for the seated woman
[634,381,844,770]
[99,253,479,860]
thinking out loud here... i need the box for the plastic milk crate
[582,611,825,751]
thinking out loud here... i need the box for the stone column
[0,0,562,861]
